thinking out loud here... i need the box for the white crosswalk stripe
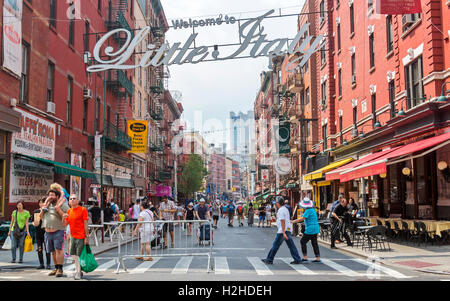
[96,259,118,272]
[172,256,193,274]
[321,259,361,277]
[214,257,230,274]
[247,257,274,275]
[130,258,161,274]
[353,258,412,279]
[280,258,317,275]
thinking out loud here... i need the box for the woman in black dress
[184,203,195,236]
[32,197,51,269]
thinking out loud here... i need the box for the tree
[177,154,208,199]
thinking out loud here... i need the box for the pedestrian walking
[184,202,195,236]
[88,201,101,225]
[236,202,245,227]
[292,198,321,263]
[40,189,70,277]
[8,200,30,264]
[159,196,176,248]
[62,194,89,280]
[247,202,254,227]
[258,204,266,227]
[176,202,184,229]
[222,203,228,219]
[32,197,51,269]
[227,200,236,227]
[265,202,272,227]
[211,200,221,229]
[261,197,302,265]
[103,203,114,237]
[330,198,353,249]
[134,201,155,261]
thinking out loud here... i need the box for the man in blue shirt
[227,200,235,227]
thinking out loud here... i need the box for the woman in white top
[134,201,155,261]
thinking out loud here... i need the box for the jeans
[11,234,26,261]
[300,234,320,258]
[266,231,302,263]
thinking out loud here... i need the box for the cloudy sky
[160,0,304,148]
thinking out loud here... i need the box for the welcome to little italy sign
[86,10,325,73]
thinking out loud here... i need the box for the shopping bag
[2,236,12,250]
[79,245,98,273]
[24,235,33,252]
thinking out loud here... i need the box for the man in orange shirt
[63,194,89,280]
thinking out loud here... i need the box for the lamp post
[437,81,450,102]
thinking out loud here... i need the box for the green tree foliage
[177,154,208,198]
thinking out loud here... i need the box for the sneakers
[74,272,81,280]
[37,265,45,269]
[261,259,273,265]
[331,246,338,249]
[46,265,52,270]
[48,268,58,276]
[290,261,302,264]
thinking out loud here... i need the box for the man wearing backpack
[236,202,245,227]
[227,200,236,227]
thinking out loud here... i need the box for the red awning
[339,131,450,182]
[325,147,401,181]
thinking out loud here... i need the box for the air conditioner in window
[402,14,415,26]
[83,88,92,99]
[47,101,56,114]
[351,75,356,84]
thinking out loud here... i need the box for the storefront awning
[17,154,96,179]
[304,157,354,181]
[112,177,135,188]
[92,174,113,186]
[325,147,401,181]
[340,131,450,182]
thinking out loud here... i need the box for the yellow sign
[128,120,148,153]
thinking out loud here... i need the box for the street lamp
[437,81,450,102]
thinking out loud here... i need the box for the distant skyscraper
[229,110,255,167]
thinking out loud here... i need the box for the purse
[13,211,25,239]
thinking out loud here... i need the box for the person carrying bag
[8,201,30,264]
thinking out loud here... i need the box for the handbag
[79,245,98,273]
[2,236,12,250]
[24,235,33,252]
[13,211,25,240]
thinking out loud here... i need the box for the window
[20,42,30,103]
[322,124,328,150]
[84,21,90,52]
[405,56,424,109]
[369,34,375,68]
[389,81,396,118]
[305,87,310,105]
[95,97,100,132]
[339,116,343,144]
[98,0,101,11]
[69,17,75,46]
[320,0,325,23]
[351,53,356,79]
[338,69,342,96]
[402,13,420,32]
[336,0,340,7]
[353,106,357,125]
[321,81,327,106]
[47,62,55,103]
[83,99,88,131]
[368,0,373,14]
[67,76,73,124]
[321,48,326,66]
[371,94,377,127]
[337,23,341,51]
[300,91,305,106]
[49,0,57,28]
[350,3,355,35]
[386,15,393,53]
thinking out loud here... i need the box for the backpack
[237,206,243,214]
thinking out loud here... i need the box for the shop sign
[70,153,82,197]
[86,10,325,74]
[261,169,269,182]
[2,0,23,77]
[10,157,54,203]
[171,14,237,30]
[156,185,172,197]
[377,0,422,15]
[11,108,56,160]
[128,120,148,153]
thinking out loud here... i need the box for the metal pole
[174,157,178,202]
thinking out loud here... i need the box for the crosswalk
[55,256,415,279]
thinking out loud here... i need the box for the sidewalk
[0,234,133,270]
[316,237,450,276]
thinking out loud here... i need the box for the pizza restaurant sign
[86,10,324,73]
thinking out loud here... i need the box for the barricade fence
[111,219,214,273]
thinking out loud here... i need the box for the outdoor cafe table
[368,218,450,237]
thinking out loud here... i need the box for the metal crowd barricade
[114,219,214,274]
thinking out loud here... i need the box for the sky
[160,0,304,148]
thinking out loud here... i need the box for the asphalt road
[0,217,446,281]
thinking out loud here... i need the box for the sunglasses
[69,197,77,200]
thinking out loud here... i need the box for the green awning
[17,154,95,179]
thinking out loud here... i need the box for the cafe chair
[402,221,411,243]
[384,221,394,241]
[417,222,434,246]
[351,220,367,248]
[365,226,391,252]
[376,219,383,226]
[392,221,402,241]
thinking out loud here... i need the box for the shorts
[163,222,174,233]
[44,230,65,253]
[139,230,154,244]
[259,215,266,221]
[70,237,85,257]
[237,213,244,218]
[212,215,219,221]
